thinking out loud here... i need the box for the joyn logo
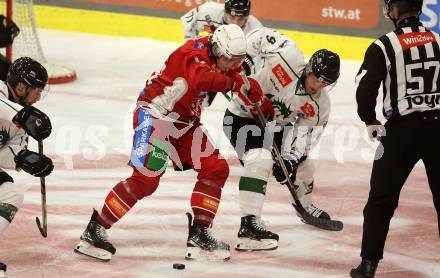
[405,93,440,109]
[398,32,436,50]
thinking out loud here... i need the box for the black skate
[0,262,6,278]
[350,259,378,278]
[236,215,279,251]
[295,203,344,231]
[185,213,230,261]
[74,209,116,261]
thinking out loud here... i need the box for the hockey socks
[190,181,222,226]
[238,176,267,217]
[98,181,138,229]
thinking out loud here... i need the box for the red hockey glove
[232,73,275,120]
[259,95,275,121]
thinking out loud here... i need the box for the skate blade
[74,240,112,262]
[235,238,278,251]
[0,270,5,278]
[185,246,230,261]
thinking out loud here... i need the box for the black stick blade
[300,210,344,231]
[36,217,47,237]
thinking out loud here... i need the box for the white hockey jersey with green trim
[228,27,331,160]
[0,81,28,169]
[181,2,262,41]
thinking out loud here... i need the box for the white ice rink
[0,29,439,278]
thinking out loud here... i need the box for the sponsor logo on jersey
[131,110,152,167]
[194,42,206,50]
[300,102,316,117]
[108,195,128,218]
[405,93,440,109]
[272,64,293,87]
[147,139,169,172]
[398,32,436,50]
[202,197,219,211]
[269,78,281,93]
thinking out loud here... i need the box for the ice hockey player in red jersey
[74,24,273,262]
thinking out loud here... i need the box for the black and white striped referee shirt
[356,17,440,124]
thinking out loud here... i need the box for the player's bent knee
[242,148,273,180]
[0,179,23,222]
[0,171,23,208]
[126,171,161,199]
[200,156,229,187]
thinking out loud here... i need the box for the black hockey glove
[0,15,19,48]
[272,159,298,185]
[14,149,54,177]
[242,53,254,76]
[13,106,52,141]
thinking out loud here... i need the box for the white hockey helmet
[210,24,246,60]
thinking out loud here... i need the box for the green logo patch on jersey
[147,139,170,172]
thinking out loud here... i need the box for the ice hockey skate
[295,203,344,231]
[185,213,230,261]
[0,262,6,278]
[74,209,116,262]
[235,215,279,251]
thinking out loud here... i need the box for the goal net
[0,0,76,84]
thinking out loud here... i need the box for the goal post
[2,0,76,84]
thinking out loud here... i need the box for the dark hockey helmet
[384,0,423,15]
[309,49,340,85]
[7,57,48,89]
[225,0,251,16]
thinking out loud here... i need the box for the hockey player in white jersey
[181,0,262,41]
[223,27,341,251]
[0,57,53,277]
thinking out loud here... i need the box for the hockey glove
[0,15,19,48]
[13,106,52,141]
[14,149,54,177]
[232,73,275,120]
[272,159,298,185]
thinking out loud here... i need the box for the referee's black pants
[361,110,440,261]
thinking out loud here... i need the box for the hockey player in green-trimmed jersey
[0,57,53,277]
[223,27,342,251]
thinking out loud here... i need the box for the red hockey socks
[97,180,138,229]
[190,181,222,226]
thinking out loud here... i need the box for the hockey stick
[35,140,47,237]
[240,72,343,231]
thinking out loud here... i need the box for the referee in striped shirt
[351,0,440,277]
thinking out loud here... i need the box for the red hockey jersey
[138,36,235,123]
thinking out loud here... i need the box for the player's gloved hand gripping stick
[239,72,343,231]
[13,106,52,237]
